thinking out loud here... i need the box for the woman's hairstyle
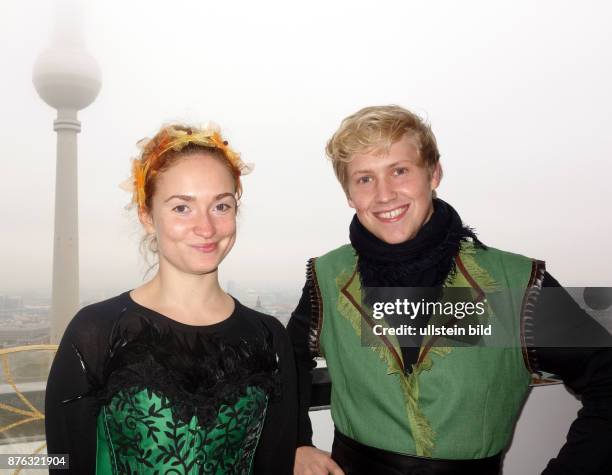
[126,122,252,214]
[325,105,441,195]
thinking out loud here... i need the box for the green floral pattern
[97,386,267,475]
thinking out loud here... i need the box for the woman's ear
[138,208,155,235]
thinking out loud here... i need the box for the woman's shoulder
[232,300,294,361]
[234,300,287,334]
[64,292,131,339]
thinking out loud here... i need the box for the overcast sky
[1,0,611,299]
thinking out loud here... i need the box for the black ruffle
[66,312,279,427]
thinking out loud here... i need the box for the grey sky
[1,0,611,297]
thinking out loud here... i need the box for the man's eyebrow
[351,168,373,176]
[350,161,411,177]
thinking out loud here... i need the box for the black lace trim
[306,258,323,358]
[521,259,546,377]
[66,312,280,427]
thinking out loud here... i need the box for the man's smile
[374,205,409,222]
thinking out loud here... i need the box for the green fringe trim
[399,371,434,456]
[335,271,363,337]
[448,243,500,292]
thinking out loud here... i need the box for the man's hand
[294,445,345,475]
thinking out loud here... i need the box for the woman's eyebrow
[164,192,235,203]
[164,194,194,203]
[215,192,235,200]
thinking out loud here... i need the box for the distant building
[4,296,23,311]
[0,326,50,348]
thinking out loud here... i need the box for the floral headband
[120,122,253,212]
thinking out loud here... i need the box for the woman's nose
[193,212,215,238]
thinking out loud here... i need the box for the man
[288,105,612,474]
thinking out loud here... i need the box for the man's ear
[138,208,155,235]
[347,192,356,209]
[430,162,443,191]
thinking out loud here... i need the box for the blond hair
[326,105,441,195]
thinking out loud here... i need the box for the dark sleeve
[45,308,105,475]
[287,279,318,447]
[253,316,298,475]
[533,272,612,475]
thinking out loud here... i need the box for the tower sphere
[33,47,102,111]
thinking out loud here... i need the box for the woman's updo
[127,123,252,214]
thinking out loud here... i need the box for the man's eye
[172,204,189,213]
[394,167,409,176]
[357,176,372,184]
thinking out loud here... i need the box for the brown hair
[326,105,441,195]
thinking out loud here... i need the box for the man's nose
[375,176,397,203]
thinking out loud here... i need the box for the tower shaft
[50,109,81,343]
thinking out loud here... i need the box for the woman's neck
[132,263,234,325]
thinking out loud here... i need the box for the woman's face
[141,153,237,276]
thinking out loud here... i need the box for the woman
[45,123,297,474]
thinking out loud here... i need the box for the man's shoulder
[465,243,544,282]
[468,243,541,265]
[315,243,355,264]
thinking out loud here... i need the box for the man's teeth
[378,207,406,219]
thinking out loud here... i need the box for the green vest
[313,243,542,459]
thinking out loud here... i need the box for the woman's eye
[357,175,372,185]
[172,204,190,214]
[214,203,232,213]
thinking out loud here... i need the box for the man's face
[346,134,441,244]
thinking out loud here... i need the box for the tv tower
[32,8,101,343]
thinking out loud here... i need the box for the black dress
[45,291,297,474]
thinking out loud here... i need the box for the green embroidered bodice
[96,386,267,475]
